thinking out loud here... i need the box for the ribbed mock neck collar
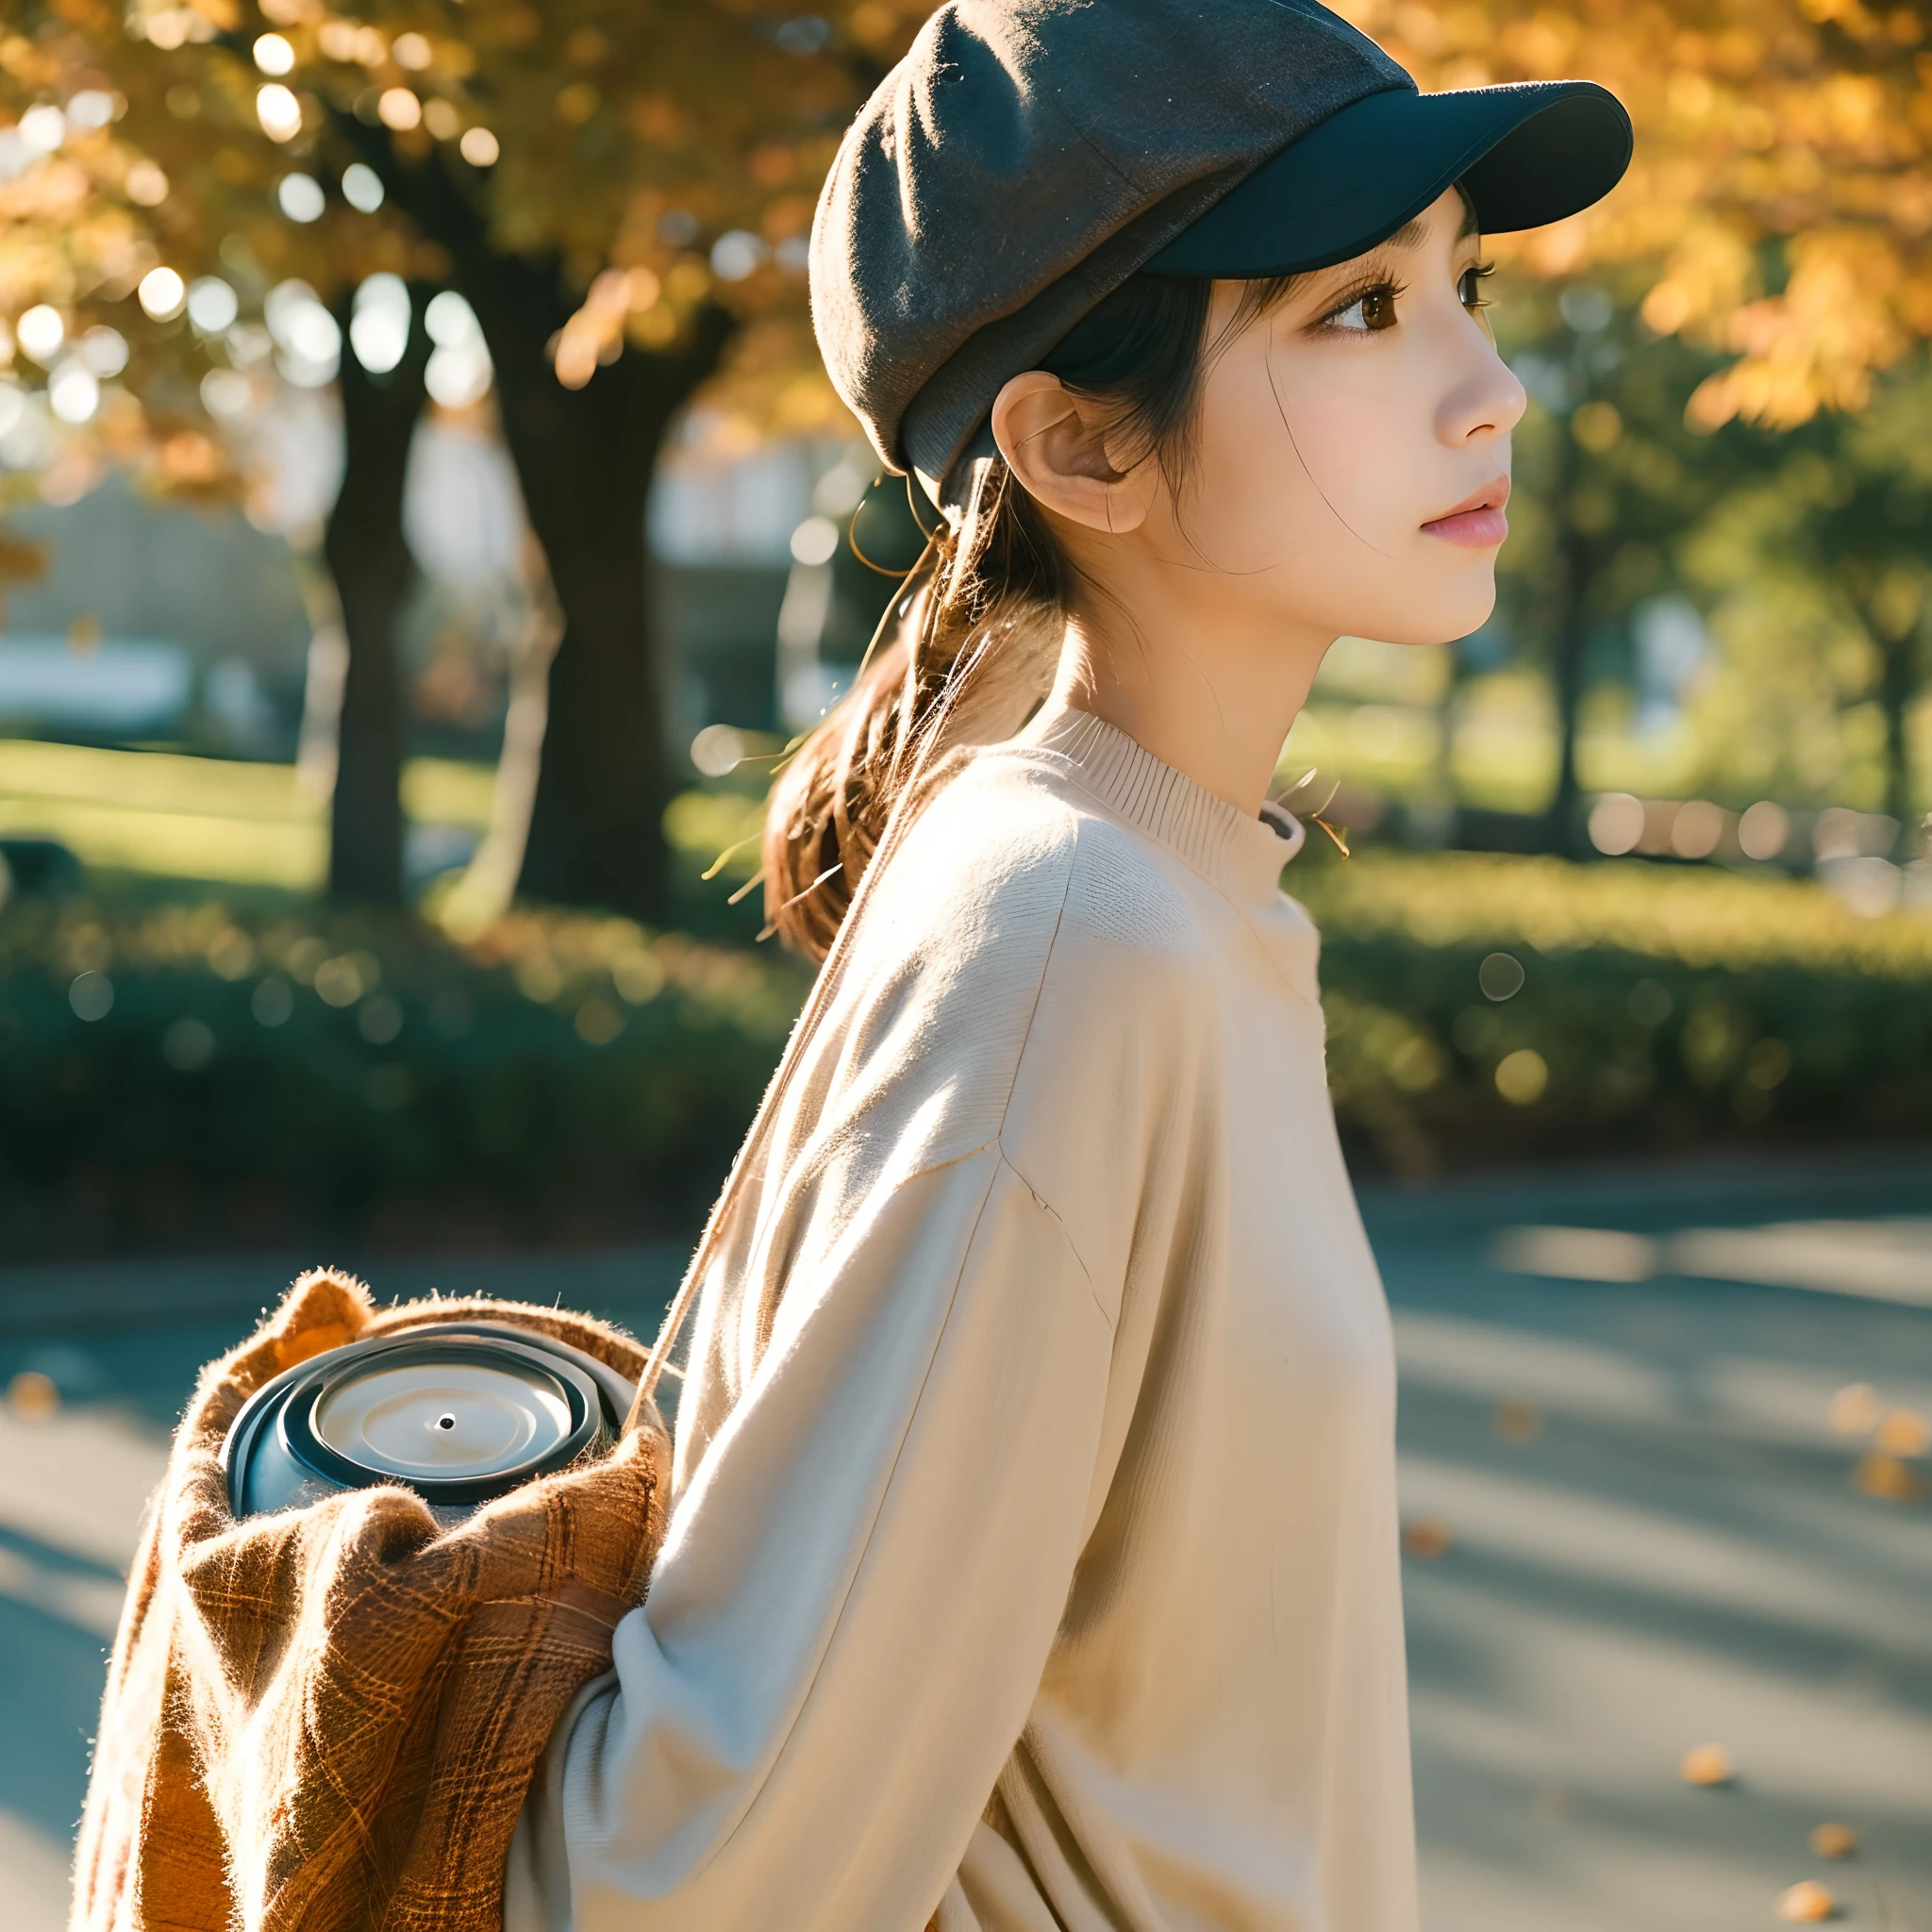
[1014,707,1301,906]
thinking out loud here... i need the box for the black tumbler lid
[223,1323,637,1519]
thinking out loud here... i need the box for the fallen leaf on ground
[1679,1742,1734,1787]
[1808,1823,1857,1860]
[1853,1451,1924,1500]
[1401,1517,1454,1558]
[8,1370,58,1420]
[1874,1407,1930,1457]
[1493,1398,1543,1441]
[1775,1879,1836,1922]
[1828,1383,1881,1436]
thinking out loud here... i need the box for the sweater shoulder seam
[875,783,1078,1186]
[889,1141,1103,1323]
[997,1148,1107,1328]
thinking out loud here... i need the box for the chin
[1352,573,1497,648]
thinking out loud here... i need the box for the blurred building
[649,419,861,745]
[0,475,312,754]
[0,401,862,767]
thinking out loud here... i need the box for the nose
[1438,328,1527,449]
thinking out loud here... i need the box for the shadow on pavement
[0,1152,1926,1931]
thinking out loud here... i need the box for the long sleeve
[504,1142,1116,1931]
[501,764,1174,1931]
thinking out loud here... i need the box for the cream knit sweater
[504,708,1418,1932]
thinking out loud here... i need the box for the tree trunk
[1546,558,1588,855]
[342,133,735,919]
[474,291,734,915]
[1877,632,1917,842]
[321,291,432,904]
[1543,422,1589,858]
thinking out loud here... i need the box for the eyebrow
[1380,199,1482,252]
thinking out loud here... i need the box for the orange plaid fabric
[71,1267,668,1932]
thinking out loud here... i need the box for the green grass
[0,741,495,891]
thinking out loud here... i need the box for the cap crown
[810,0,1410,492]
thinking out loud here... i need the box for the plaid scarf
[71,1268,667,1932]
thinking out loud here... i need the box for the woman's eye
[1331,285,1399,333]
[1458,264,1494,310]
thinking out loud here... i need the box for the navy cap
[810,0,1632,508]
[1146,80,1631,277]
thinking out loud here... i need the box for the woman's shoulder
[873,749,1213,981]
[791,752,1214,1201]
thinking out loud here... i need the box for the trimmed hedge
[0,891,808,1255]
[1300,852,1932,1175]
[3,852,1927,1254]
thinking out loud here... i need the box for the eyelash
[1313,258,1497,335]
[1316,276,1405,334]
[1460,260,1496,309]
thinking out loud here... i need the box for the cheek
[1261,362,1426,534]
[1169,338,1502,640]
[1184,344,1437,570]
[1180,358,1340,558]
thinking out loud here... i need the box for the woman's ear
[991,372,1155,537]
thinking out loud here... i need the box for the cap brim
[1144,79,1631,278]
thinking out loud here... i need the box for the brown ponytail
[759,458,1065,958]
[760,270,1293,960]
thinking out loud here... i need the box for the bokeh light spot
[69,970,113,1021]
[1478,951,1525,1001]
[1494,1048,1549,1107]
[277,173,325,223]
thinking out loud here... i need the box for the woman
[507,2,1630,1926]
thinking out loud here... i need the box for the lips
[1422,475,1510,549]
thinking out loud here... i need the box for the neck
[1042,585,1335,818]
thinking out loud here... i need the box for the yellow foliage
[0,741,496,891]
[1336,0,1932,425]
[8,0,1932,461]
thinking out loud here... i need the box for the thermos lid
[223,1322,638,1520]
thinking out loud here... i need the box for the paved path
[3,1154,1927,1929]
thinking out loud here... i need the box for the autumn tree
[1339,0,1932,838]
[230,0,849,916]
[13,0,1932,893]
[2,6,447,903]
[4,0,868,914]
[188,0,853,915]
[1674,363,1932,826]
[1487,282,1730,847]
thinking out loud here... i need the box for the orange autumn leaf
[1679,1741,1735,1787]
[1775,1879,1837,1922]
[1401,1516,1455,1558]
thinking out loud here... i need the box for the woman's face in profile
[1141,187,1528,650]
